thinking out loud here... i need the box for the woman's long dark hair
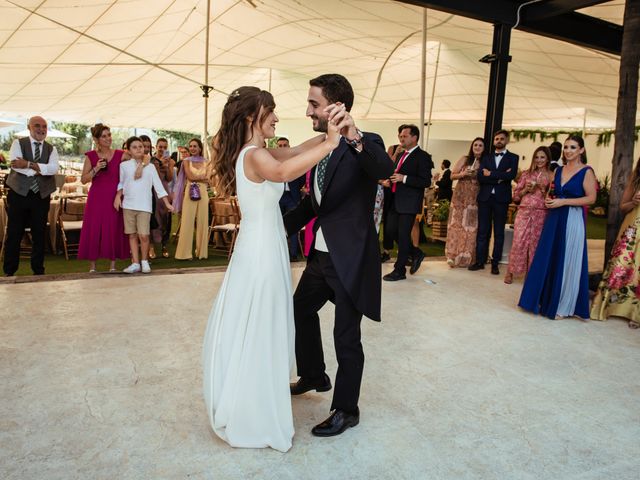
[632,156,640,192]
[211,86,276,196]
[465,137,485,166]
[565,134,587,164]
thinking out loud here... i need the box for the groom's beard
[311,115,329,133]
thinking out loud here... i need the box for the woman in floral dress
[504,146,553,284]
[445,137,484,267]
[591,157,640,328]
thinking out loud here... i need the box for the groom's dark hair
[310,74,354,112]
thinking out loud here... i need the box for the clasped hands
[324,102,359,148]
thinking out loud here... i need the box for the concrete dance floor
[1,260,639,480]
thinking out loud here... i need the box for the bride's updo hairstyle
[211,86,276,197]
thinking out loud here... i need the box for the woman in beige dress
[175,138,210,260]
[445,137,485,268]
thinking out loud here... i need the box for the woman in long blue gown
[518,135,597,320]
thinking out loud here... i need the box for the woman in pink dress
[504,146,553,284]
[78,123,130,272]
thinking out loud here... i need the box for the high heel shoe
[161,246,169,258]
[149,246,156,259]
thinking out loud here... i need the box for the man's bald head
[28,116,48,142]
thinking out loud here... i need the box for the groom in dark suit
[468,129,518,275]
[284,74,394,437]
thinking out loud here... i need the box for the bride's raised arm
[268,134,325,161]
[246,104,346,183]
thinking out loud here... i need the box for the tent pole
[419,9,427,149]
[425,42,441,151]
[202,0,212,159]
[582,108,588,138]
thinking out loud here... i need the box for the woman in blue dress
[518,135,597,320]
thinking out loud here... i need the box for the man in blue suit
[277,137,306,261]
[468,129,518,275]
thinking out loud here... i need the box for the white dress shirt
[397,145,418,183]
[118,159,168,213]
[491,149,507,194]
[9,136,60,176]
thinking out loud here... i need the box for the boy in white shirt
[114,136,174,273]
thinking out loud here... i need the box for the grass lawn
[7,212,607,277]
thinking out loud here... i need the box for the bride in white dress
[202,86,345,452]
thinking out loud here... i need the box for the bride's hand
[325,103,346,149]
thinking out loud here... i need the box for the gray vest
[6,137,57,198]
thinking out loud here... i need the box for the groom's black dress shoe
[491,264,500,275]
[468,263,484,271]
[311,408,360,437]
[410,250,425,275]
[383,270,406,281]
[290,374,332,395]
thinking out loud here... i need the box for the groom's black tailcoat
[284,133,394,412]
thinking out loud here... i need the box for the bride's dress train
[202,145,295,453]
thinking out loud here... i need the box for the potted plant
[431,200,450,238]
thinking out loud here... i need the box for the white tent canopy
[14,127,74,138]
[0,0,634,133]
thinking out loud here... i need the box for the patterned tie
[316,153,330,192]
[391,151,409,193]
[30,142,41,194]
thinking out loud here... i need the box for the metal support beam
[519,12,622,55]
[523,0,607,20]
[398,0,513,24]
[397,0,621,55]
[483,23,512,144]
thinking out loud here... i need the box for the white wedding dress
[202,145,295,453]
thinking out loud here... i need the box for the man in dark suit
[4,116,59,276]
[468,129,518,275]
[435,159,453,202]
[284,74,394,437]
[382,124,433,281]
[380,124,407,263]
[277,137,306,261]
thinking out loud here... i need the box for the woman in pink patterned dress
[504,146,553,284]
[445,137,484,267]
[78,124,130,272]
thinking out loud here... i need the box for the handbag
[189,182,201,201]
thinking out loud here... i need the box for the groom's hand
[325,102,358,140]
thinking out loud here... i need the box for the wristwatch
[348,129,364,148]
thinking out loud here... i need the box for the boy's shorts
[123,209,151,235]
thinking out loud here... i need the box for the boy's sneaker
[141,260,151,274]
[123,263,141,274]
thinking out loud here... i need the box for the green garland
[509,127,640,147]
[595,126,640,147]
[509,129,582,143]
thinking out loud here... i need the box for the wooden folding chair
[57,198,83,260]
[208,196,240,259]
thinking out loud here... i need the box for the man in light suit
[4,116,59,276]
[468,129,519,275]
[284,74,394,437]
[382,124,433,281]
